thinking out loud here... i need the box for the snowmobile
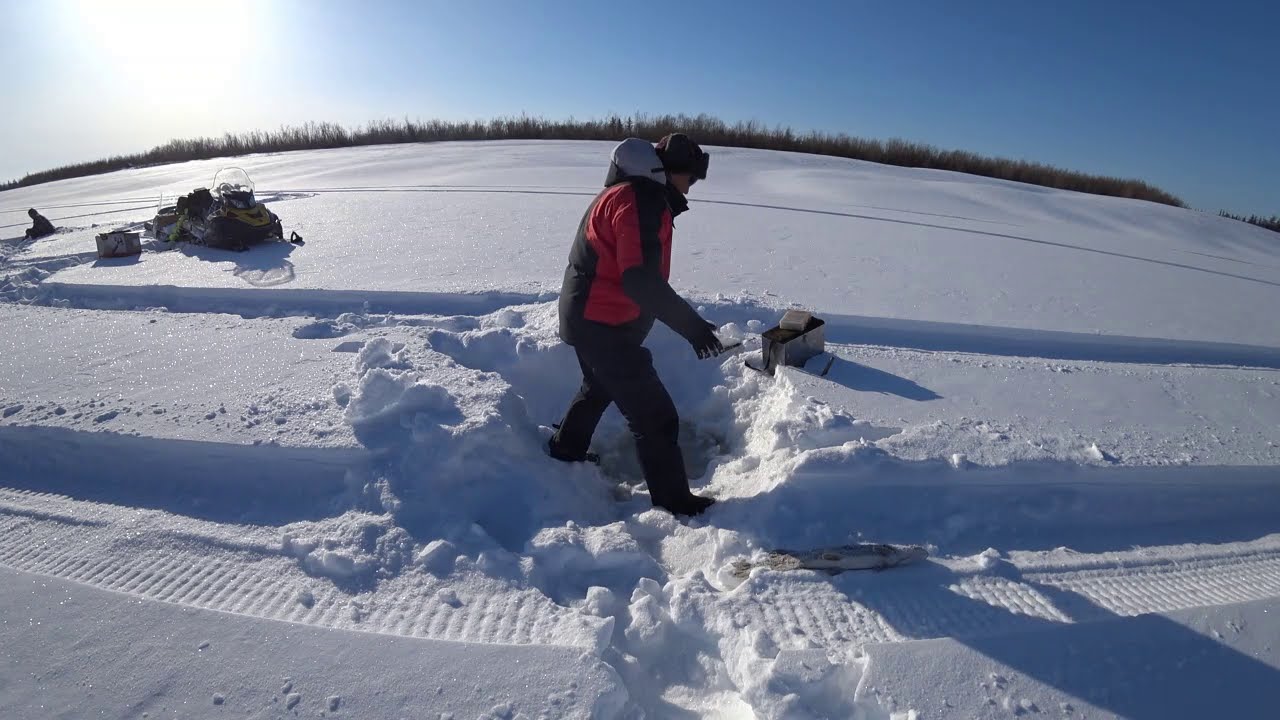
[157,168,299,251]
[201,167,284,250]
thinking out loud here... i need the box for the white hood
[605,138,666,186]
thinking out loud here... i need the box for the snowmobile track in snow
[4,486,1280,654]
[24,267,1280,369]
[10,228,1280,368]
[0,488,606,649]
[702,541,1280,651]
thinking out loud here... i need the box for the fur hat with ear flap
[655,133,709,180]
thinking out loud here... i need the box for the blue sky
[1,0,1276,214]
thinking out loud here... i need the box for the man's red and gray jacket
[558,139,705,346]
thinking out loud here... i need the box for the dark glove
[684,320,725,360]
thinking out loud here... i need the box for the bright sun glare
[69,0,257,87]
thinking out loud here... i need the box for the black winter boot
[547,438,599,465]
[653,492,716,517]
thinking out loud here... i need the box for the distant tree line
[1,113,1185,207]
[1218,210,1280,234]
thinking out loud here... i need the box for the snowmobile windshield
[212,168,255,198]
[212,168,257,209]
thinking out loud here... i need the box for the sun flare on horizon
[60,0,266,91]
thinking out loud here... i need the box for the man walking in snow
[550,134,723,517]
[25,209,55,239]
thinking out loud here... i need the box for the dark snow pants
[551,329,692,506]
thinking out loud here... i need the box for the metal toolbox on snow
[95,231,142,258]
[759,310,826,373]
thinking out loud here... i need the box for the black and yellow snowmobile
[158,168,302,251]
[201,168,284,250]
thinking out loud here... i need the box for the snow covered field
[2,140,1279,718]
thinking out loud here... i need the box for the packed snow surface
[2,140,1279,718]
